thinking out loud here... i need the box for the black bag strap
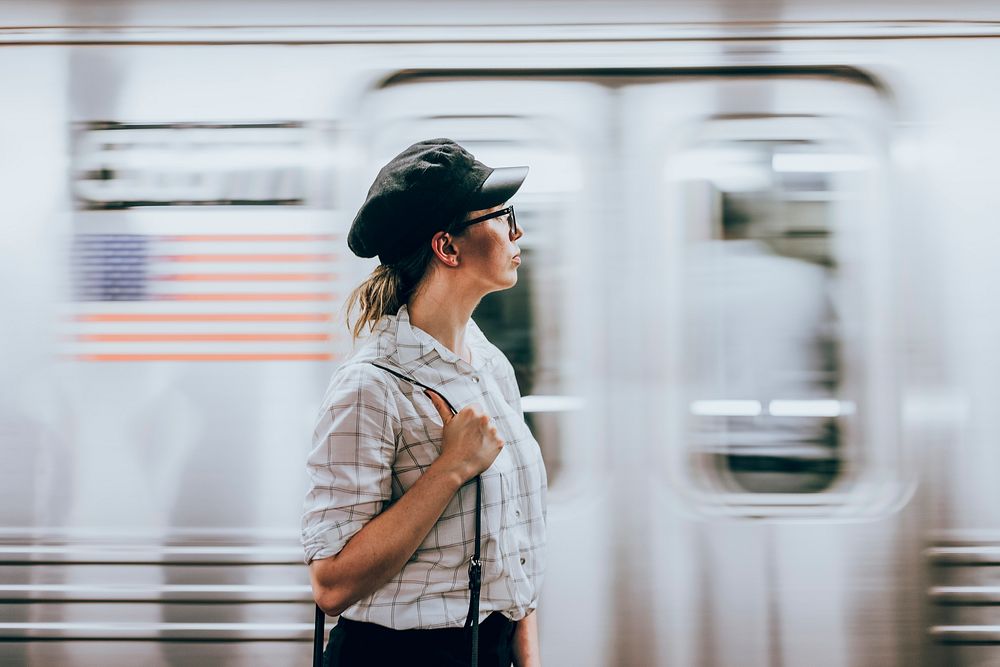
[312,602,325,667]
[464,475,484,665]
[311,361,483,667]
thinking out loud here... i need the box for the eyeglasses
[450,206,519,239]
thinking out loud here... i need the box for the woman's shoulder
[312,361,406,437]
[317,357,401,411]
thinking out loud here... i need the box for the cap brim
[469,166,528,210]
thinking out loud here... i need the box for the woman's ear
[430,231,460,267]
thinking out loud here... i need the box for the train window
[72,122,334,210]
[64,121,345,364]
[665,111,900,515]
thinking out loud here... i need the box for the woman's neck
[407,279,480,362]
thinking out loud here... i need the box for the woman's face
[455,204,523,293]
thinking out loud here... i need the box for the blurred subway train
[3,1,1000,665]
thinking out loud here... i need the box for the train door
[621,74,915,667]
[357,69,912,667]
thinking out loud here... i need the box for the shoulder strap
[367,362,483,666]
[367,362,458,413]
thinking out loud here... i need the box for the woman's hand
[426,389,504,482]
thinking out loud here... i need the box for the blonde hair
[344,243,436,340]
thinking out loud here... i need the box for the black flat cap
[348,138,528,265]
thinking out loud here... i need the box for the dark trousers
[323,612,516,667]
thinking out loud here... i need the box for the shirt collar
[367,304,499,383]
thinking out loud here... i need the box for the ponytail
[344,243,435,340]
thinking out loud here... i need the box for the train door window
[358,79,603,491]
[679,120,848,498]
[639,75,906,517]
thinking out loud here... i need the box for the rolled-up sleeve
[301,364,399,564]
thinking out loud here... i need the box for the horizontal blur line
[930,586,1000,604]
[0,559,299,566]
[159,293,334,302]
[768,399,850,417]
[83,121,304,131]
[75,334,331,342]
[785,229,830,238]
[926,546,1000,565]
[0,583,313,604]
[930,625,1000,644]
[690,400,762,417]
[690,399,849,417]
[74,313,332,322]
[0,621,315,641]
[80,199,304,209]
[153,273,336,282]
[0,545,301,555]
[0,598,310,605]
[159,234,336,242]
[1,584,311,593]
[0,544,305,566]
[381,66,882,87]
[156,254,335,262]
[75,354,334,362]
[772,153,872,173]
[521,395,584,412]
[10,24,1000,48]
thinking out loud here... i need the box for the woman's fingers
[424,389,453,423]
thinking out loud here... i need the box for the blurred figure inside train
[685,191,840,494]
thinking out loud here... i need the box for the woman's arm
[513,609,541,667]
[309,390,503,616]
[309,458,464,615]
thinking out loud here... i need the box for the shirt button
[472,376,480,383]
[520,557,526,565]
[514,510,521,518]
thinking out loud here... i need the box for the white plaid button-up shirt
[302,304,547,629]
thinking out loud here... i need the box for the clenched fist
[426,389,504,483]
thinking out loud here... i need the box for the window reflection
[682,131,855,495]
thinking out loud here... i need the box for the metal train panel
[2,3,1000,665]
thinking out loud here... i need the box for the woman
[302,139,547,667]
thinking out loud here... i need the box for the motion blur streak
[3,1,1000,666]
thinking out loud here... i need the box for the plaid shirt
[302,304,547,629]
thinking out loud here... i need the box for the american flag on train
[69,232,339,362]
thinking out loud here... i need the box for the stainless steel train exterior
[3,1,1000,665]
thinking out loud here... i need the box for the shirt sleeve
[301,363,399,564]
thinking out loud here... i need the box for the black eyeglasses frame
[449,205,518,238]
